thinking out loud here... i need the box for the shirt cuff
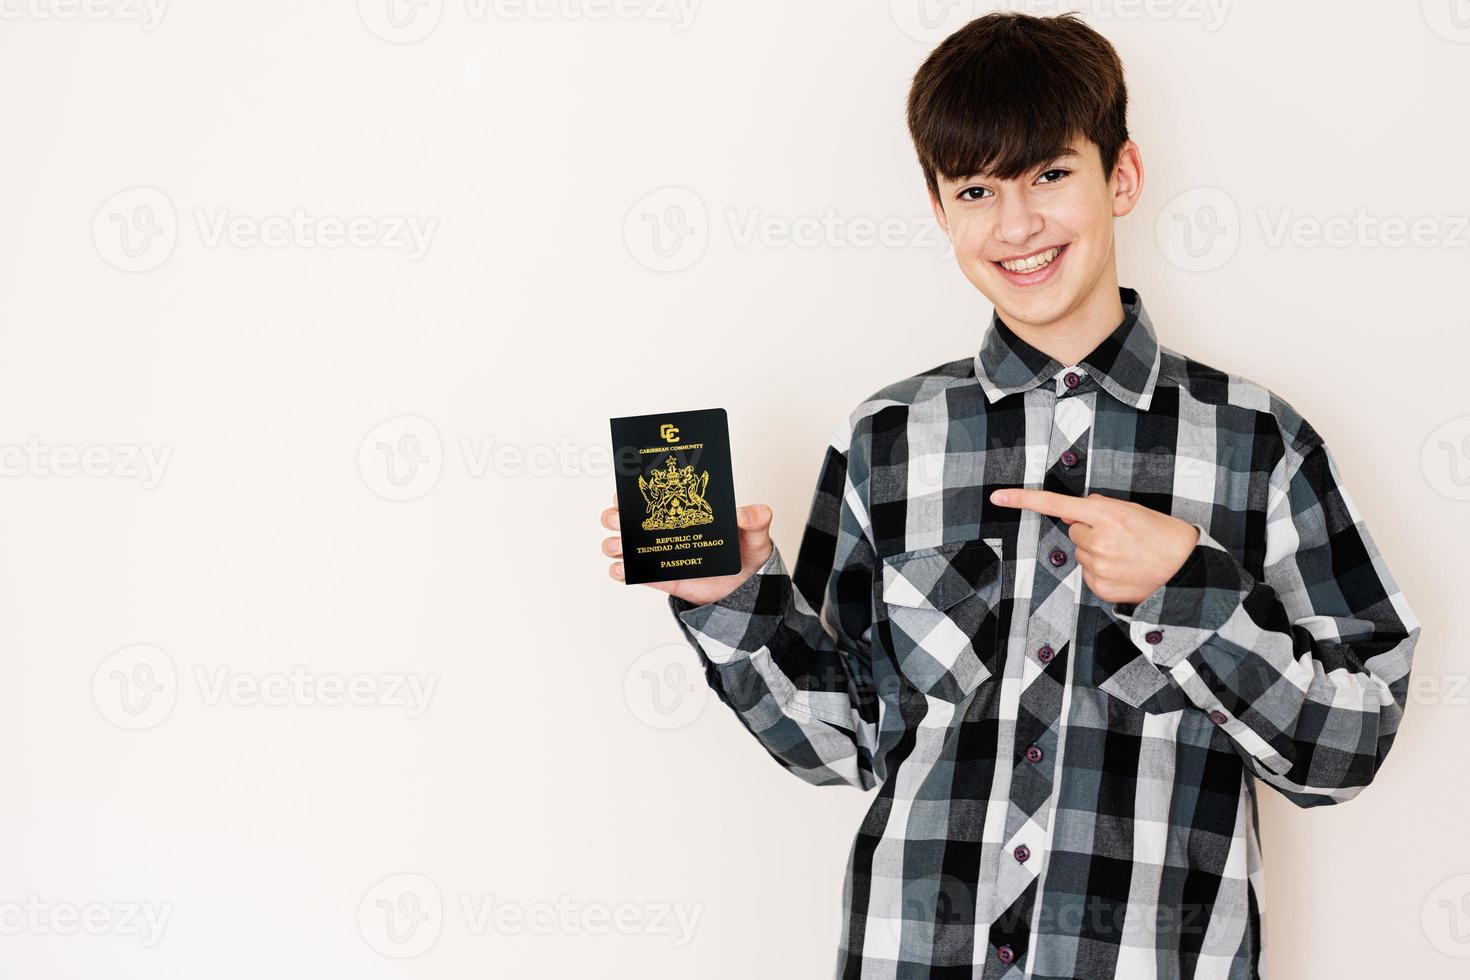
[667,544,787,664]
[1106,523,1253,669]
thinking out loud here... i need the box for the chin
[972,271,1074,327]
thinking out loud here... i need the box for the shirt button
[1145,629,1164,645]
[1209,710,1229,725]
[1060,450,1078,467]
[1025,745,1044,764]
[1049,548,1067,567]
[997,945,1016,965]
[1037,645,1055,664]
[1063,371,1081,389]
[1013,844,1030,863]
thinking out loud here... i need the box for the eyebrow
[961,149,1082,182]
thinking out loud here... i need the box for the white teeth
[1000,246,1062,273]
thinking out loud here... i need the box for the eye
[957,186,992,202]
[1037,168,1070,184]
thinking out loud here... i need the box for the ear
[1110,140,1145,219]
[928,188,952,238]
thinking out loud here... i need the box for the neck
[999,269,1125,368]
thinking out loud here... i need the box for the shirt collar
[974,286,1162,411]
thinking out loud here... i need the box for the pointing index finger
[990,488,1096,525]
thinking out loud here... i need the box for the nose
[992,191,1044,251]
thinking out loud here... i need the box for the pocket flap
[1098,654,1172,709]
[881,537,1002,611]
[1092,616,1186,712]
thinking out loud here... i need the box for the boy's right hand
[601,493,775,606]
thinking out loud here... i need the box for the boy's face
[928,137,1142,331]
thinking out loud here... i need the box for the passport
[608,407,742,585]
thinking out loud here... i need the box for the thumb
[737,503,773,542]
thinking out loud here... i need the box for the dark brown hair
[906,12,1129,201]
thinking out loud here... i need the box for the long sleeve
[667,423,880,790]
[1109,430,1421,807]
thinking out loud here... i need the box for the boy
[600,12,1419,978]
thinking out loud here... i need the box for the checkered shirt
[668,286,1421,980]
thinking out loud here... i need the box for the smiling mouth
[995,244,1067,273]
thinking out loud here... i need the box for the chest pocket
[878,536,1005,703]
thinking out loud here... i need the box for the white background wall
[0,1,1466,977]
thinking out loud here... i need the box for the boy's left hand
[989,488,1200,605]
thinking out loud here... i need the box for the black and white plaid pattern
[668,287,1420,979]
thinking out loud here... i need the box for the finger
[1074,543,1098,568]
[737,505,773,558]
[737,503,773,533]
[990,488,1097,525]
[1067,520,1100,549]
[1080,565,1101,598]
[608,560,624,581]
[602,506,620,531]
[602,535,622,558]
